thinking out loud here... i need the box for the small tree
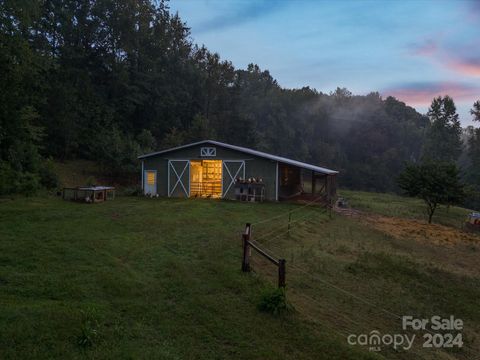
[398,162,465,223]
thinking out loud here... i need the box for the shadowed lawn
[1,194,479,359]
[0,196,375,360]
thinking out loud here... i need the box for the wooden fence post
[242,223,251,272]
[278,259,286,288]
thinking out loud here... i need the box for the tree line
[0,0,479,210]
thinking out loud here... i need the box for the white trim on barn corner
[138,140,338,175]
[141,160,144,190]
[275,162,279,201]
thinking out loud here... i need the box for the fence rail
[241,223,286,288]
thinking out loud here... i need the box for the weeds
[78,307,100,348]
[258,287,293,315]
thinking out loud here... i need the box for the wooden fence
[241,223,286,288]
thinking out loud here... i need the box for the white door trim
[168,160,190,197]
[222,160,245,198]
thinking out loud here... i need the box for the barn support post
[141,160,144,191]
[325,175,329,202]
[242,223,251,272]
[278,259,286,288]
[311,170,316,195]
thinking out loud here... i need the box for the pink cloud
[383,82,480,107]
[408,36,480,77]
[446,58,480,77]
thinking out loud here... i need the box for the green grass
[0,196,376,360]
[339,189,471,228]
[252,205,480,360]
[0,194,478,359]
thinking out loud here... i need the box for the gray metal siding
[142,143,278,200]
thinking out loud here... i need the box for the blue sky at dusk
[170,0,480,126]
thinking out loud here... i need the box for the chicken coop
[62,186,115,203]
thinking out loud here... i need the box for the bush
[257,288,292,315]
[117,186,142,196]
[39,159,60,189]
[0,162,16,195]
[0,162,40,196]
[17,172,40,196]
[85,176,98,187]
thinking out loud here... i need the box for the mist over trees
[0,0,479,207]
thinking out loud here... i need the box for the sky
[169,0,480,126]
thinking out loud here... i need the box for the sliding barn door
[222,161,245,199]
[168,160,190,197]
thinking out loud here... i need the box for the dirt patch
[335,206,480,278]
[365,215,479,246]
[335,205,480,246]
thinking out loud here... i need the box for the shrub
[39,159,60,189]
[118,186,142,196]
[17,172,40,196]
[0,162,16,195]
[257,288,292,315]
[0,160,54,196]
[77,307,100,348]
[85,176,98,187]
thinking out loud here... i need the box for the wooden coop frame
[62,186,115,203]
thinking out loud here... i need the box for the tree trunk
[427,202,437,224]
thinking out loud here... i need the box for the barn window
[147,171,155,185]
[200,147,216,157]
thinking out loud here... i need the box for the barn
[138,140,338,203]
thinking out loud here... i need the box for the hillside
[0,193,479,359]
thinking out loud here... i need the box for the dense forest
[1,0,479,207]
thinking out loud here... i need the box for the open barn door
[168,160,190,197]
[222,160,245,198]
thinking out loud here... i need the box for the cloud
[466,0,480,21]
[195,0,286,34]
[408,39,480,77]
[445,56,480,77]
[408,39,438,57]
[382,82,480,106]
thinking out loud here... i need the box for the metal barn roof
[138,140,338,175]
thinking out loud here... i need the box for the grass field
[0,193,479,359]
[339,189,471,229]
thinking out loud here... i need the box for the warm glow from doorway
[190,160,222,198]
[146,171,155,185]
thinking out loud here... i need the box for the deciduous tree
[398,162,465,223]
